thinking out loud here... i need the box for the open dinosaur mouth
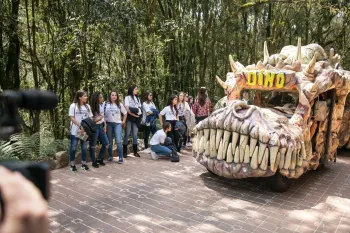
[193,100,309,179]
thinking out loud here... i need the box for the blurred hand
[0,166,49,233]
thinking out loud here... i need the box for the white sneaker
[186,142,192,147]
[144,148,152,154]
[177,152,183,156]
[151,151,159,160]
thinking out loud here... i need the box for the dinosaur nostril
[231,100,257,120]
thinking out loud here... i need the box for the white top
[160,106,178,121]
[93,104,104,125]
[177,102,190,117]
[142,102,156,126]
[69,103,93,136]
[150,129,167,145]
[124,95,142,108]
[103,102,127,123]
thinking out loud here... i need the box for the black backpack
[164,137,180,162]
[81,117,97,136]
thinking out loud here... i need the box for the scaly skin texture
[338,96,350,150]
[193,38,350,179]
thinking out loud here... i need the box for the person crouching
[150,122,173,160]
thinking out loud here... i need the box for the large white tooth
[216,129,224,149]
[239,136,248,162]
[250,138,257,156]
[226,143,233,163]
[244,145,250,163]
[269,133,280,170]
[297,153,303,167]
[260,148,269,170]
[210,129,217,158]
[193,136,198,152]
[204,129,210,141]
[217,140,224,160]
[269,146,279,171]
[290,150,297,169]
[279,148,287,169]
[199,136,205,154]
[222,131,231,159]
[250,146,259,169]
[284,143,294,169]
[231,132,239,155]
[301,142,306,160]
[296,142,301,157]
[239,121,250,162]
[239,135,248,162]
[249,126,259,156]
[258,129,269,164]
[204,141,210,156]
[234,146,240,163]
[258,144,267,164]
[272,152,280,172]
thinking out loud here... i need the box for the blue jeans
[144,125,157,149]
[107,122,123,160]
[123,120,138,146]
[89,124,109,160]
[151,144,172,156]
[70,135,94,165]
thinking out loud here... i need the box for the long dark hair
[143,91,152,103]
[167,95,178,117]
[197,87,208,106]
[127,84,137,99]
[73,90,87,112]
[108,91,121,107]
[90,92,101,115]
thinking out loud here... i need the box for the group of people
[68,85,213,172]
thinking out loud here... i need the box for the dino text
[246,71,286,88]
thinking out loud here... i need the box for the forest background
[0,0,349,160]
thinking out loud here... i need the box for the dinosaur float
[192,38,350,191]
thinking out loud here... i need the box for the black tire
[267,172,291,192]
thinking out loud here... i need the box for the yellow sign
[247,71,285,88]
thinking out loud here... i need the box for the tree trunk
[4,0,20,90]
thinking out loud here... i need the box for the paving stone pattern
[49,149,350,233]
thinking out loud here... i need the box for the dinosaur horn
[297,37,302,62]
[229,55,238,73]
[305,52,318,74]
[216,76,228,89]
[263,41,269,64]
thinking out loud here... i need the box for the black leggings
[166,120,182,152]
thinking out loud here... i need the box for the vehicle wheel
[267,172,291,192]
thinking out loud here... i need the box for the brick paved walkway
[49,149,350,233]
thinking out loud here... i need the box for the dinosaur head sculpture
[193,38,350,179]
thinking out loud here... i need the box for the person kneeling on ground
[150,122,172,160]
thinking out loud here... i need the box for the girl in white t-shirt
[177,92,191,147]
[123,85,142,158]
[142,91,158,152]
[150,122,172,160]
[159,95,181,152]
[68,90,97,172]
[103,91,127,163]
[89,92,109,166]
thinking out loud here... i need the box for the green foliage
[1,0,350,141]
[0,131,70,161]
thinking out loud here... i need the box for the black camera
[0,90,58,222]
